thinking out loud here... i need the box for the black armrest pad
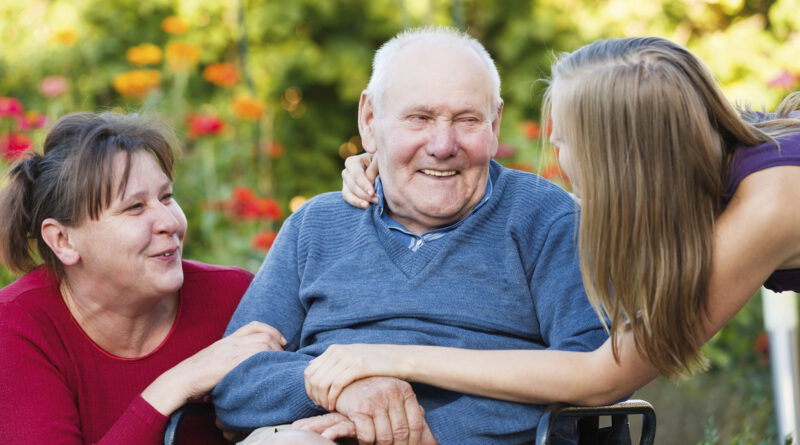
[535,399,656,445]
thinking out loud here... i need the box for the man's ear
[358,92,378,154]
[41,218,80,266]
[489,100,505,157]
[492,100,504,138]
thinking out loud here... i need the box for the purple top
[724,131,800,292]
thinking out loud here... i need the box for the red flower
[0,97,23,118]
[188,113,225,138]
[230,186,283,220]
[251,231,278,251]
[1,132,32,160]
[754,331,770,364]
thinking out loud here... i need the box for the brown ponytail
[0,154,44,273]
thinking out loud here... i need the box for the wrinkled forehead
[382,42,495,112]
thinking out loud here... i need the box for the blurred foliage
[1,1,799,441]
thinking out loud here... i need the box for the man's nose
[425,123,458,159]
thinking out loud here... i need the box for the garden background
[1,0,799,443]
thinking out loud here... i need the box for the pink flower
[1,132,32,160]
[39,76,70,99]
[17,111,47,130]
[0,97,23,118]
[767,70,797,90]
[495,144,516,158]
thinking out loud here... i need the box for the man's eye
[126,203,144,211]
[161,193,174,202]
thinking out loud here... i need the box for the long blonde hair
[545,37,800,377]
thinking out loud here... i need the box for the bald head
[365,27,501,116]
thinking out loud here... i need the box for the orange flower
[126,43,163,66]
[521,120,540,140]
[166,42,200,72]
[233,95,265,121]
[267,142,284,158]
[161,16,189,35]
[50,28,78,46]
[251,231,278,251]
[17,111,46,130]
[539,163,570,185]
[203,63,238,87]
[112,70,161,98]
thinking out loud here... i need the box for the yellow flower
[126,44,163,66]
[112,70,161,98]
[161,16,189,35]
[165,42,200,72]
[50,28,78,46]
[232,95,265,121]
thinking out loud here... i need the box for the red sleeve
[0,304,167,445]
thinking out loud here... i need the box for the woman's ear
[41,218,80,266]
[358,91,378,154]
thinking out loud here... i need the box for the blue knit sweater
[213,161,608,444]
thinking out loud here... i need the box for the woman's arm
[0,316,282,445]
[308,166,800,410]
[142,321,285,415]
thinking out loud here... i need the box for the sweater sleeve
[0,306,167,445]
[529,212,608,352]
[212,212,326,430]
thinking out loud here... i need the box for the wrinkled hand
[331,376,436,445]
[305,344,407,411]
[342,152,379,209]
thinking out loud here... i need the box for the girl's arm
[308,166,800,410]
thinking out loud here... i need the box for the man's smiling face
[361,41,502,235]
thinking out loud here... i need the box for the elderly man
[213,27,606,444]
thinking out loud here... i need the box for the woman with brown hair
[304,36,800,410]
[0,112,285,444]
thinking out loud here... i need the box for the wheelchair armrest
[163,403,216,445]
[535,399,656,445]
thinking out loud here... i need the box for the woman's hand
[304,344,409,412]
[342,152,379,209]
[143,321,286,415]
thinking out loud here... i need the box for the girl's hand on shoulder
[342,153,379,209]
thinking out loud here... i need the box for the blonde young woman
[303,37,800,411]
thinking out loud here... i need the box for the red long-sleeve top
[0,260,253,444]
